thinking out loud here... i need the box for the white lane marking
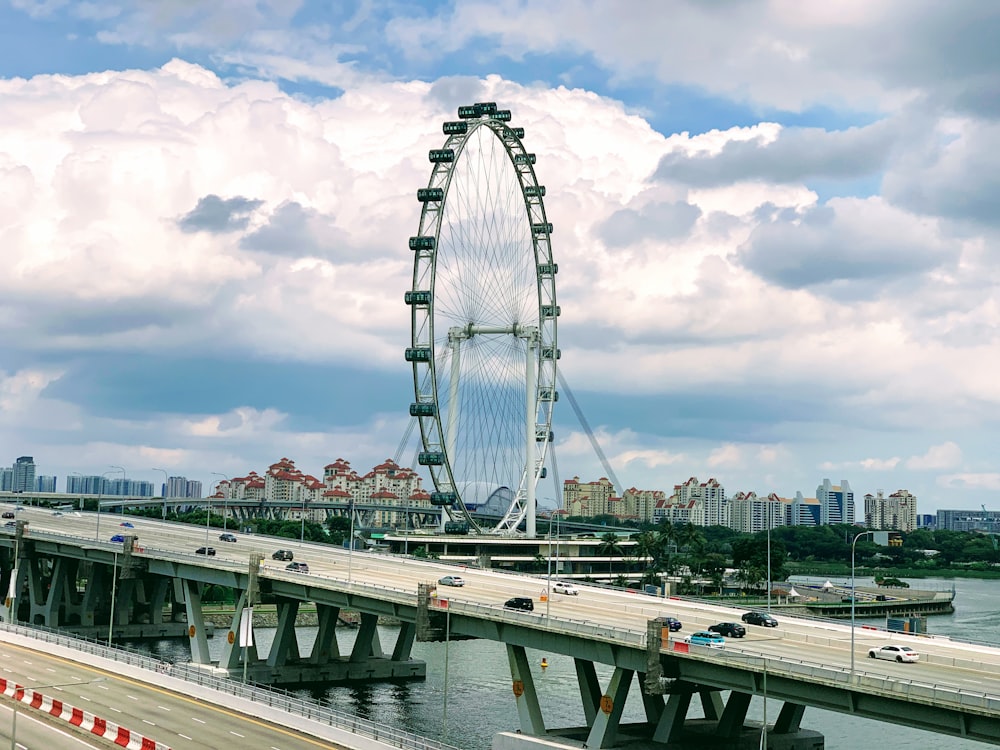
[98,684,110,690]
[179,734,193,740]
[108,706,122,713]
[143,719,156,726]
[230,731,245,737]
[157,705,171,711]
[127,694,138,700]
[192,717,206,724]
[45,667,56,673]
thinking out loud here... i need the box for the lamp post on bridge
[211,472,230,532]
[111,465,126,517]
[96,469,117,541]
[152,467,169,520]
[850,530,892,678]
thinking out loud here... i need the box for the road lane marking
[192,717,206,724]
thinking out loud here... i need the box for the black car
[742,611,779,627]
[286,561,310,573]
[272,549,294,561]
[196,546,216,556]
[653,616,682,632]
[504,597,534,612]
[709,622,746,638]
[219,532,237,542]
[1,511,14,519]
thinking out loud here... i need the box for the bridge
[1,505,999,749]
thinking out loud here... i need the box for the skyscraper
[816,478,854,525]
[12,457,36,493]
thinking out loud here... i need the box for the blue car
[119,521,134,528]
[110,534,125,543]
[684,631,725,649]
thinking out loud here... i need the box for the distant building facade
[35,475,57,492]
[817,478,854,525]
[937,509,1000,533]
[165,476,202,498]
[864,489,917,532]
[12,457,36,493]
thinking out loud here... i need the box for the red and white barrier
[0,677,171,749]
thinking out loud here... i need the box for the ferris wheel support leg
[525,335,537,538]
[444,338,462,532]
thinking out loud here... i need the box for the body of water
[135,576,994,750]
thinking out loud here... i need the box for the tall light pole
[96,470,117,541]
[211,472,229,532]
[850,530,875,678]
[108,550,119,646]
[111,465,126,517]
[347,497,355,588]
[766,501,772,614]
[152,467,169,520]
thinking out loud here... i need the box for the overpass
[1,505,999,749]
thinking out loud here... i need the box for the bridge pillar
[350,612,383,661]
[716,690,752,739]
[218,590,259,670]
[146,577,170,625]
[585,666,633,750]
[267,598,301,667]
[652,691,692,744]
[391,620,416,661]
[574,657,602,724]
[308,603,342,663]
[701,688,724,720]
[773,702,806,734]
[506,644,545,736]
[182,579,212,664]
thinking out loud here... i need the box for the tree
[597,531,623,581]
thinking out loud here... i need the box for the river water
[135,576,993,750]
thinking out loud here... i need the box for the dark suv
[504,597,534,612]
[708,622,746,638]
[653,616,682,632]
[272,549,294,561]
[742,611,779,627]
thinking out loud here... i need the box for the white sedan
[439,575,465,587]
[868,644,919,663]
[551,581,578,595]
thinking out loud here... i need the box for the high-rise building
[817,478,854,525]
[66,475,109,494]
[35,475,57,492]
[165,476,202,498]
[13,457,36,493]
[0,467,12,491]
[864,489,917,532]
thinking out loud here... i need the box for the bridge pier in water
[502,643,823,750]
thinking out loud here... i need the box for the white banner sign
[239,607,254,648]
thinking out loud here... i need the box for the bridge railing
[0,621,463,750]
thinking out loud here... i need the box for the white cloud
[906,442,963,471]
[938,473,1000,491]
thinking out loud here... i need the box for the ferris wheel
[405,102,559,536]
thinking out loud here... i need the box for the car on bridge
[272,549,294,561]
[742,611,779,627]
[219,532,237,542]
[119,521,134,528]
[439,575,465,587]
[684,631,725,649]
[196,546,216,556]
[504,597,534,612]
[286,561,310,573]
[551,581,578,595]
[868,644,919,663]
[708,622,746,638]
[2,511,14,519]
[110,534,126,543]
[653,616,682,632]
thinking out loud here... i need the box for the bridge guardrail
[0,622,464,750]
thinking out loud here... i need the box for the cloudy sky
[1,0,998,516]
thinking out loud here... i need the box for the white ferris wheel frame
[406,103,558,536]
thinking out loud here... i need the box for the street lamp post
[211,472,230,532]
[347,498,356,587]
[766,501,772,613]
[96,470,117,541]
[152,467,169,519]
[850,530,875,678]
[111,465,126,517]
[108,551,119,646]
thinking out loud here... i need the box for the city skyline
[2,3,999,515]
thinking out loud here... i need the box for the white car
[868,644,919,663]
[551,581,578,595]
[439,575,465,587]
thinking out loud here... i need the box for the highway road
[0,637,348,749]
[7,504,1000,704]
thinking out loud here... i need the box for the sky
[1,0,999,517]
